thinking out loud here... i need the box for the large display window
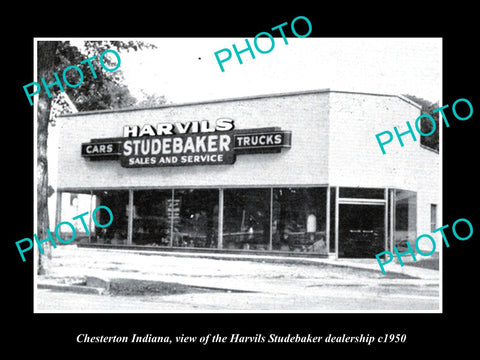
[93,190,129,244]
[132,190,172,246]
[223,188,271,250]
[174,189,218,248]
[58,185,419,259]
[272,187,327,253]
[394,189,417,251]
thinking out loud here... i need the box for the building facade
[54,89,441,259]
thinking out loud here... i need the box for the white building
[54,89,441,259]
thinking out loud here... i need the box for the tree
[36,40,162,274]
[403,94,439,151]
[134,89,167,108]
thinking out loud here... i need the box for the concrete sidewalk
[36,244,440,296]
[78,243,439,281]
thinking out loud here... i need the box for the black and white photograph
[29,37,443,314]
[6,6,478,354]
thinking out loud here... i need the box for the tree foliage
[36,40,163,274]
[134,89,167,109]
[403,94,439,151]
[44,40,161,113]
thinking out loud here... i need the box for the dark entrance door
[338,204,385,258]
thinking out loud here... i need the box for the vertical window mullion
[170,189,174,247]
[218,188,224,249]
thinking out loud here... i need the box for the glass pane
[223,188,270,250]
[394,189,417,250]
[339,187,385,199]
[174,189,219,248]
[338,204,385,258]
[93,190,129,245]
[133,190,172,246]
[272,187,327,253]
[58,192,96,244]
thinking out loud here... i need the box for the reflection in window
[272,187,327,253]
[223,188,270,250]
[89,187,332,254]
[94,190,129,244]
[133,190,172,246]
[394,189,417,250]
[175,189,218,248]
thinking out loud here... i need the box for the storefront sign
[81,141,122,157]
[81,122,291,168]
[233,130,290,153]
[121,132,236,167]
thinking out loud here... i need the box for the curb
[38,276,256,296]
[37,283,105,295]
[37,275,439,297]
[37,246,439,296]
[105,277,254,296]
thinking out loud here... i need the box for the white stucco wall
[57,91,330,190]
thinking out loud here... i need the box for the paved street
[35,245,440,312]
[36,284,438,312]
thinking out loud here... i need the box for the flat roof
[57,88,422,118]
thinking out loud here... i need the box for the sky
[116,37,442,105]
